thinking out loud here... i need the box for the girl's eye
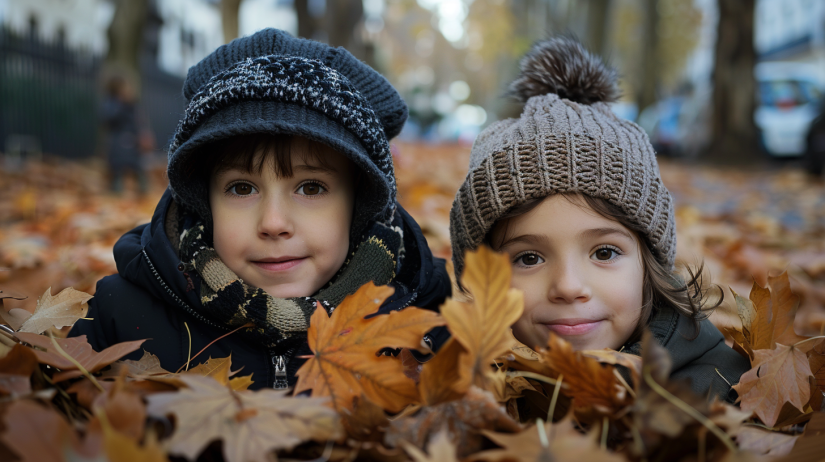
[515,253,544,267]
[228,183,256,196]
[297,182,326,196]
[592,246,620,261]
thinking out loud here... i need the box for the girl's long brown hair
[487,194,722,344]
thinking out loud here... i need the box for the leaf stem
[536,419,550,448]
[48,332,105,393]
[506,371,561,386]
[176,322,253,373]
[643,367,736,452]
[601,416,609,449]
[792,336,825,348]
[184,321,192,371]
[547,374,563,422]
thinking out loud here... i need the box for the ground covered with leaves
[1,145,824,461]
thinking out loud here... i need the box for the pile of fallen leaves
[1,247,823,462]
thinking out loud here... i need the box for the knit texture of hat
[450,37,676,276]
[167,28,408,234]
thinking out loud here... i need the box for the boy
[70,29,451,389]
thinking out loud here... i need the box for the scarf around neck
[178,211,405,352]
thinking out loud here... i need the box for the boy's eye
[297,182,326,196]
[515,253,544,267]
[592,247,620,261]
[228,183,256,196]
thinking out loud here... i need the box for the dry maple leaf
[731,273,809,354]
[419,338,469,406]
[14,287,92,334]
[474,417,626,462]
[294,282,445,412]
[0,399,80,462]
[810,342,825,396]
[97,409,169,462]
[733,344,814,427]
[401,429,460,462]
[539,333,632,415]
[119,350,172,377]
[439,246,523,396]
[146,375,341,462]
[735,426,799,457]
[15,332,145,382]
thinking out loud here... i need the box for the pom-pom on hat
[167,28,408,236]
[450,36,676,276]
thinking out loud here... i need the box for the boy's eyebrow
[578,227,635,241]
[293,163,337,173]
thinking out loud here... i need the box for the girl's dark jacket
[69,189,452,390]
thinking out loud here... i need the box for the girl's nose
[546,261,591,304]
[258,196,294,239]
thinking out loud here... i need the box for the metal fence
[0,26,186,160]
[0,27,99,159]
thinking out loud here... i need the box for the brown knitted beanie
[450,37,676,277]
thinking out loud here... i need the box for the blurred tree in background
[104,0,150,91]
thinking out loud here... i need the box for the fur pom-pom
[509,37,619,104]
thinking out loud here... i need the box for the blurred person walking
[102,75,152,194]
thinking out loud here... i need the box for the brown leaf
[17,287,91,334]
[0,344,38,396]
[92,372,146,441]
[736,426,799,457]
[386,386,520,459]
[539,333,632,415]
[15,333,144,382]
[119,350,171,377]
[733,344,814,427]
[733,273,808,354]
[294,282,445,412]
[0,399,79,462]
[440,246,523,396]
[98,412,169,462]
[419,338,468,406]
[401,429,460,462]
[810,342,825,395]
[146,375,342,462]
[341,395,390,442]
[473,417,626,462]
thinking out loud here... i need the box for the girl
[448,37,749,402]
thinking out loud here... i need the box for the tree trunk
[585,0,611,58]
[295,0,318,40]
[221,0,243,44]
[707,0,757,162]
[637,0,659,113]
[324,0,369,63]
[105,0,149,90]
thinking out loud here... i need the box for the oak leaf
[539,333,632,415]
[731,273,808,354]
[733,344,814,427]
[439,246,523,396]
[294,282,445,412]
[146,375,342,462]
[16,287,92,334]
[15,332,144,382]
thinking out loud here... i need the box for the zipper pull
[272,355,288,389]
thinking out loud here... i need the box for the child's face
[492,195,644,351]
[209,138,355,298]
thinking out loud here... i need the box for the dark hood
[113,188,450,322]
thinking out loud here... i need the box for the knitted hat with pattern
[167,28,408,235]
[450,37,676,276]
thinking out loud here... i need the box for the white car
[754,62,823,157]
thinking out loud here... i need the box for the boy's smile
[208,137,356,298]
[491,194,644,351]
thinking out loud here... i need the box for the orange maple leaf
[438,246,523,397]
[732,343,814,427]
[294,282,445,413]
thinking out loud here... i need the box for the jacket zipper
[271,347,296,389]
[141,249,230,332]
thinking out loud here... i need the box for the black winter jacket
[69,190,452,389]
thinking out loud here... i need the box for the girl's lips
[544,319,604,336]
[252,258,306,272]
